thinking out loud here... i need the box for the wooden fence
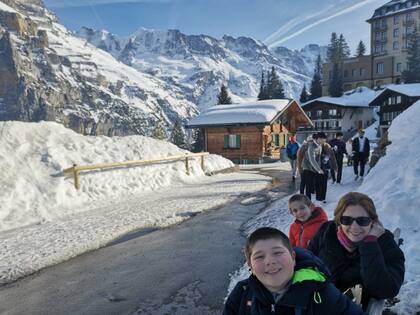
[63,152,210,190]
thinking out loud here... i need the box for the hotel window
[381,44,386,52]
[375,20,380,27]
[393,28,399,37]
[376,63,384,74]
[394,15,399,24]
[396,63,402,72]
[344,70,348,77]
[360,68,366,76]
[393,41,399,50]
[352,69,357,77]
[381,19,387,27]
[375,45,380,53]
[407,13,413,21]
[381,31,387,39]
[375,32,381,40]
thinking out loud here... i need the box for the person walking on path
[298,133,323,200]
[308,192,405,310]
[316,132,337,203]
[352,129,370,180]
[329,132,347,184]
[285,135,300,181]
[346,139,353,166]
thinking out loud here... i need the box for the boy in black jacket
[223,227,366,315]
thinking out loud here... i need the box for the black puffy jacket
[307,221,405,307]
[223,248,366,315]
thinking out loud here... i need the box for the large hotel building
[322,0,420,95]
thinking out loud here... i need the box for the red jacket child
[288,194,328,248]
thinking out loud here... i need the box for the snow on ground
[228,101,420,314]
[0,121,272,284]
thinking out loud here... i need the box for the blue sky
[44,0,388,52]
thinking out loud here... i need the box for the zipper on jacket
[298,223,304,247]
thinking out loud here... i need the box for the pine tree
[191,128,204,152]
[309,54,323,100]
[217,84,232,105]
[170,118,187,148]
[355,40,366,57]
[338,34,351,59]
[152,122,166,140]
[257,71,268,100]
[328,63,343,97]
[267,67,285,99]
[327,32,339,63]
[402,27,420,83]
[300,84,308,103]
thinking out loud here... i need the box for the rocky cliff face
[0,0,196,137]
[0,0,326,138]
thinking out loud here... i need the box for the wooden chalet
[369,83,420,136]
[186,99,312,164]
[299,87,377,141]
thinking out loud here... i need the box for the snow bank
[359,100,420,314]
[0,121,233,232]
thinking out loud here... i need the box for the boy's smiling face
[289,200,313,222]
[248,238,295,293]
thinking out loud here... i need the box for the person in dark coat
[308,192,405,310]
[329,132,347,184]
[223,227,367,315]
[317,133,337,203]
[352,129,370,180]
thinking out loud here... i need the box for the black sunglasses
[340,216,372,227]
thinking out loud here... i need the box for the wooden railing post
[72,164,80,190]
[185,155,190,175]
[201,155,204,171]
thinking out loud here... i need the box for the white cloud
[265,0,380,48]
[45,0,170,8]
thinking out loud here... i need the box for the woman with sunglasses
[307,192,405,309]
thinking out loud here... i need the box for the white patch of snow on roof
[187,99,291,126]
[380,83,420,97]
[302,87,378,108]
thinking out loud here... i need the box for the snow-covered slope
[77,27,327,111]
[0,121,233,232]
[0,0,197,137]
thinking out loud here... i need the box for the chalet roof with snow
[369,84,420,106]
[187,99,297,128]
[302,87,378,108]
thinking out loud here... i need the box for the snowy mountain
[77,27,328,112]
[0,0,326,138]
[0,0,197,137]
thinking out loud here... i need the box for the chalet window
[224,134,241,149]
[306,111,311,118]
[317,110,323,117]
[329,109,337,116]
[397,95,402,104]
[272,134,280,146]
